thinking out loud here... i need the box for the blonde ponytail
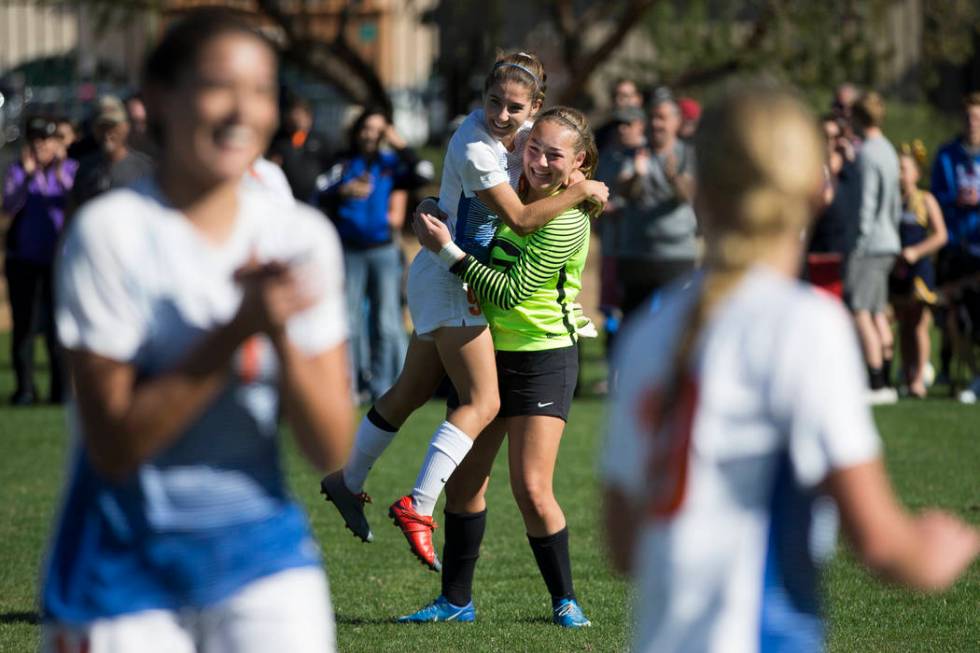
[660,85,824,419]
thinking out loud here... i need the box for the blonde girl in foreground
[602,86,978,653]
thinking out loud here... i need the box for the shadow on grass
[0,611,39,625]
[512,616,553,626]
[334,613,399,626]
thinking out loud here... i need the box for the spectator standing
[70,96,154,211]
[594,105,647,375]
[2,116,77,404]
[892,142,947,397]
[316,108,422,401]
[931,92,980,401]
[615,89,698,317]
[269,95,333,204]
[806,115,854,297]
[841,92,902,403]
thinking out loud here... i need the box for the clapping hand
[233,258,318,338]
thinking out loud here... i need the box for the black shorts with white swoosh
[446,345,578,421]
[496,345,578,421]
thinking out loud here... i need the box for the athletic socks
[868,365,886,390]
[342,407,398,494]
[411,421,474,516]
[882,357,893,388]
[441,510,487,607]
[528,527,576,603]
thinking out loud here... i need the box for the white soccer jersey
[603,266,881,653]
[437,109,530,260]
[46,178,348,624]
[56,178,347,530]
[246,156,295,204]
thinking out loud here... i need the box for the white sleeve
[461,140,509,194]
[286,216,348,355]
[771,299,882,488]
[55,209,146,361]
[601,319,655,498]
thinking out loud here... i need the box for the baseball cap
[612,106,645,124]
[25,116,57,140]
[678,97,701,122]
[95,95,128,126]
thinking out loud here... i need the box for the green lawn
[0,338,977,652]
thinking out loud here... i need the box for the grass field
[0,338,977,653]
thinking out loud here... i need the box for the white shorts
[41,567,335,653]
[406,248,486,337]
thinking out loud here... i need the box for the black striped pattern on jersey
[450,208,588,311]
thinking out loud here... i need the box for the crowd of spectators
[4,80,980,406]
[1,91,433,406]
[592,78,980,403]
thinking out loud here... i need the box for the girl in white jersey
[602,87,979,653]
[321,53,608,571]
[42,10,352,653]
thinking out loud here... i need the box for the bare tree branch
[668,0,780,89]
[556,0,662,105]
[254,0,391,112]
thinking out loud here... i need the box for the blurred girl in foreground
[42,10,352,652]
[602,86,978,653]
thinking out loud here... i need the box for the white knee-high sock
[411,421,474,516]
[343,410,398,494]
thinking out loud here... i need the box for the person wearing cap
[70,95,154,212]
[2,115,78,405]
[677,97,701,140]
[595,77,645,151]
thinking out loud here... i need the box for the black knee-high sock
[882,357,893,388]
[441,510,486,606]
[527,527,575,603]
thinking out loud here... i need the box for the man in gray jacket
[843,92,901,403]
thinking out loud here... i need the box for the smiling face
[154,32,278,186]
[522,119,585,195]
[484,80,539,147]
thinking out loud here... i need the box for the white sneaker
[957,377,980,404]
[867,387,899,405]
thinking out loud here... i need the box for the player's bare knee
[511,479,554,519]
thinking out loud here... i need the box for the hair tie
[493,61,540,88]
[901,139,928,167]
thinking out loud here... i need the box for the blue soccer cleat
[397,595,475,623]
[552,598,591,628]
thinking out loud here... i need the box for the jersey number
[639,377,699,519]
[466,287,482,316]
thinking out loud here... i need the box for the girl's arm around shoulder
[476,180,607,236]
[451,207,588,310]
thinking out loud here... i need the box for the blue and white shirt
[603,266,881,653]
[438,109,529,263]
[43,179,347,624]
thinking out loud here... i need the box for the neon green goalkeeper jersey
[449,206,590,352]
